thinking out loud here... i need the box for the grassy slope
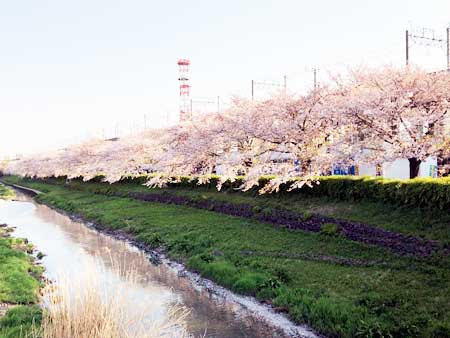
[165,187,450,243]
[3,177,450,338]
[28,178,450,243]
[0,184,42,338]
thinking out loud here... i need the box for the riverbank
[0,185,43,338]
[1,186,314,338]
[2,177,450,338]
[0,185,14,200]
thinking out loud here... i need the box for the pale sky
[1,0,449,158]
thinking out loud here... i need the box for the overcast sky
[1,0,449,158]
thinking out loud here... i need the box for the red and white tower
[177,59,191,122]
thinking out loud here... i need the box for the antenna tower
[178,59,191,121]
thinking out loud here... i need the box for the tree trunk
[438,153,450,177]
[301,160,312,174]
[408,157,421,179]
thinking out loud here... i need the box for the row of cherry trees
[3,66,450,192]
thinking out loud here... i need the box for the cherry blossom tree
[147,89,352,192]
[334,66,450,178]
[221,91,352,191]
[3,129,168,183]
[5,65,449,190]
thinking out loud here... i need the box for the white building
[359,157,438,179]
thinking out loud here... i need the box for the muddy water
[0,191,317,338]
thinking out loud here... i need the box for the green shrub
[120,174,450,211]
[0,305,41,338]
[302,210,313,221]
[355,320,392,338]
[201,261,240,288]
[188,257,239,287]
[273,266,292,283]
[298,176,450,211]
[12,173,450,211]
[187,254,207,271]
[136,232,162,247]
[198,252,214,263]
[232,272,269,295]
[167,232,214,256]
[320,223,340,237]
[430,323,450,338]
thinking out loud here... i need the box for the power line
[405,25,449,68]
[190,97,220,114]
[251,77,286,101]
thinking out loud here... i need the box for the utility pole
[406,30,409,66]
[405,26,447,67]
[313,68,317,90]
[447,27,449,70]
[144,114,147,130]
[251,80,254,101]
[217,96,220,113]
[306,67,318,90]
[283,75,287,95]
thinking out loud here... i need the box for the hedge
[8,173,450,211]
[119,174,450,211]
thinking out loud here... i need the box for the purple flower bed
[128,191,444,258]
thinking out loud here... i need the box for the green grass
[0,237,42,337]
[0,306,41,338]
[0,184,14,200]
[0,184,42,337]
[9,176,449,243]
[0,239,41,304]
[3,176,450,338]
[163,186,450,243]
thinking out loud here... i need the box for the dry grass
[31,257,192,338]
